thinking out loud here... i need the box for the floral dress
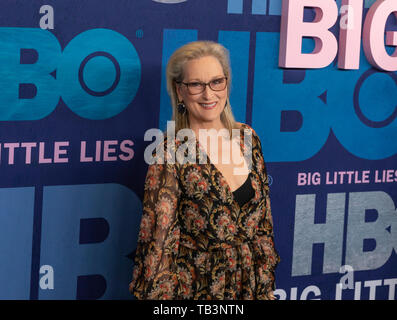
[129,123,280,299]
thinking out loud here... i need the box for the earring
[177,101,186,114]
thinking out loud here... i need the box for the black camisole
[232,173,255,208]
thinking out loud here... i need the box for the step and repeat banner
[0,0,396,300]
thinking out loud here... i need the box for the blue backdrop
[0,0,396,300]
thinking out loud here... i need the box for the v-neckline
[195,124,255,210]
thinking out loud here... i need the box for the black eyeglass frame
[176,77,228,95]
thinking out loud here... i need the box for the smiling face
[176,55,228,132]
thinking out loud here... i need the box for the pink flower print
[145,174,160,190]
[155,196,173,216]
[227,222,237,235]
[138,227,151,243]
[144,251,159,279]
[197,178,210,193]
[178,267,193,299]
[218,214,230,227]
[210,273,226,297]
[187,169,201,183]
[194,215,207,231]
[225,248,237,271]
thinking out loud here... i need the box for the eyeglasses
[177,77,228,95]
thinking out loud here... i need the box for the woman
[129,41,280,300]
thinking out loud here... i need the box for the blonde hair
[166,41,239,138]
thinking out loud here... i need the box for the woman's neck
[189,120,226,138]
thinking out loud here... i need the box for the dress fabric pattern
[129,123,280,300]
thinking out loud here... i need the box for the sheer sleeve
[248,125,281,299]
[129,159,181,299]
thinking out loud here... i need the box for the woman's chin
[199,113,222,123]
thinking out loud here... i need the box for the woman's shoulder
[235,122,259,137]
[235,122,263,153]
